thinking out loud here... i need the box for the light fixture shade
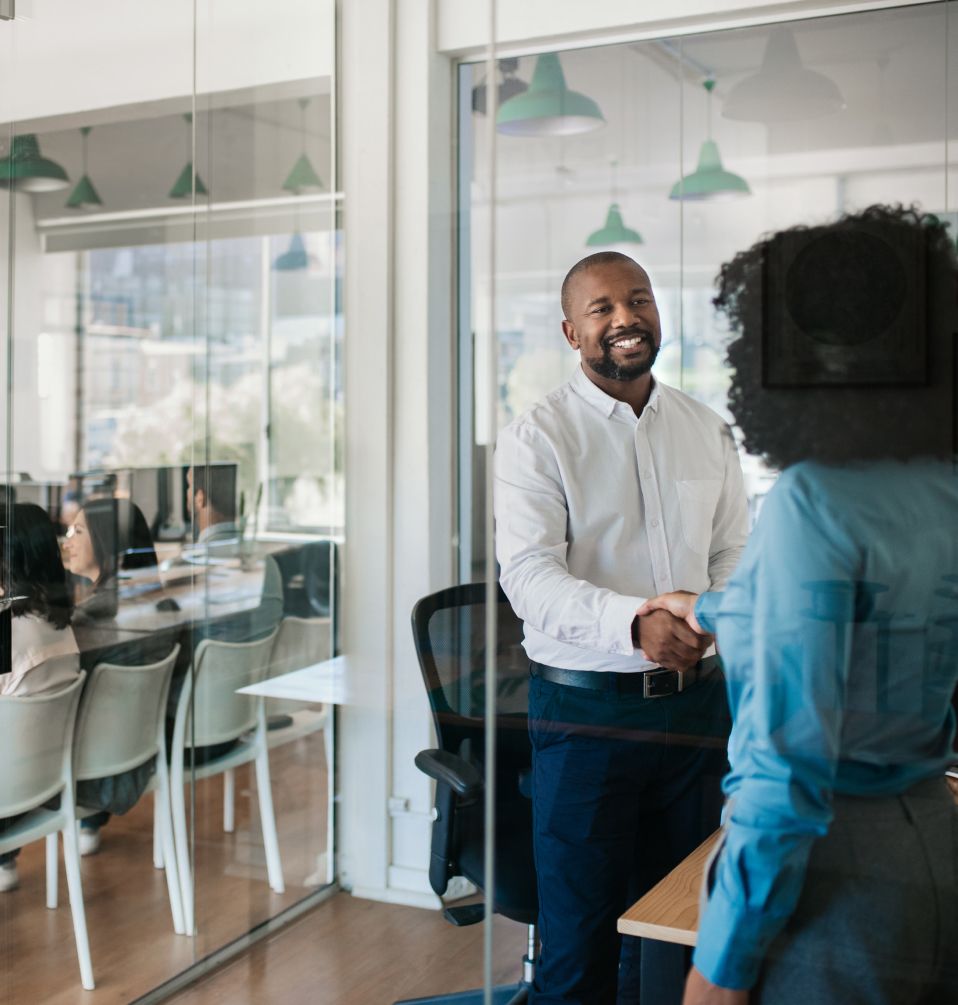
[0,134,70,192]
[496,53,605,137]
[282,153,324,194]
[169,162,208,199]
[723,26,845,123]
[274,231,309,271]
[586,203,643,246]
[66,173,103,210]
[669,140,751,201]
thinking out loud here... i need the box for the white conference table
[236,654,355,706]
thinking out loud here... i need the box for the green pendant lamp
[282,98,324,194]
[274,231,310,271]
[587,160,642,246]
[169,113,208,199]
[66,127,103,210]
[670,80,750,202]
[0,133,70,193]
[586,203,643,246]
[496,53,605,137]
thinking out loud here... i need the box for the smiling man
[494,252,748,1004]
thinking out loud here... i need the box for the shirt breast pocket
[676,479,722,555]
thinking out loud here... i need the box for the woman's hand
[637,590,705,635]
[682,966,749,1005]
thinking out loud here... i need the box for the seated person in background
[639,205,958,1005]
[66,496,176,623]
[0,503,80,892]
[165,464,283,763]
[65,498,179,856]
[186,464,241,558]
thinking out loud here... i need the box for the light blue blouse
[692,459,958,988]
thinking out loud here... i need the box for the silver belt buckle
[642,667,683,698]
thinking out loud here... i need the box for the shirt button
[642,469,651,478]
[651,518,659,527]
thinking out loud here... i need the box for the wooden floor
[168,894,526,1005]
[0,732,330,1005]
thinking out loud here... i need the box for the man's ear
[194,488,207,511]
[561,319,579,350]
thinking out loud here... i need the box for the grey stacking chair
[169,627,283,933]
[0,673,93,989]
[48,645,185,934]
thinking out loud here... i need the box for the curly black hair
[714,204,957,469]
[3,502,73,629]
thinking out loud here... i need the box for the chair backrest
[187,628,278,747]
[412,585,537,926]
[73,645,180,781]
[411,583,527,757]
[0,674,86,818]
[269,616,332,678]
[272,541,337,619]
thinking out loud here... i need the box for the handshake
[634,591,711,673]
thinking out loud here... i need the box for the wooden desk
[618,830,721,947]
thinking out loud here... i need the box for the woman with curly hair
[643,205,958,1004]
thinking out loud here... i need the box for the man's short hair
[191,464,237,521]
[715,204,957,468]
[560,251,643,319]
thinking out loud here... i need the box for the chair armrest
[415,749,482,800]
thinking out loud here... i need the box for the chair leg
[253,746,285,893]
[170,755,194,935]
[45,832,58,909]
[153,793,163,868]
[323,713,335,885]
[61,822,95,990]
[223,768,235,833]
[155,758,186,935]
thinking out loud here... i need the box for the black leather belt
[530,656,720,699]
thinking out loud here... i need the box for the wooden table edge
[617,829,721,946]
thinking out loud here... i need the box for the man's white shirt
[494,366,748,674]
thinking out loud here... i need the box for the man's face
[561,260,661,382]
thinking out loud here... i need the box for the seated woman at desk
[64,498,174,855]
[65,497,169,623]
[642,206,958,1005]
[0,503,80,892]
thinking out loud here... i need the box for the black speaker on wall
[761,221,929,388]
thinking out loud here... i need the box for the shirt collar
[571,364,662,419]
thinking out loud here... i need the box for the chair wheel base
[442,903,485,927]
[395,981,528,1004]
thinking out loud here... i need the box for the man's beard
[585,332,659,382]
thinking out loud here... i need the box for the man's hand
[638,590,706,635]
[634,608,710,671]
[683,966,748,1005]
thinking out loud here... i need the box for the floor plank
[167,894,527,1005]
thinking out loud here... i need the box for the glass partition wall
[0,2,339,1001]
[464,1,956,998]
[463,2,956,580]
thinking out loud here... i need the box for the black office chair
[396,583,538,1005]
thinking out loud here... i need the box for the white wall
[436,0,929,54]
[0,0,334,126]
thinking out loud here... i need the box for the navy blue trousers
[528,669,730,1005]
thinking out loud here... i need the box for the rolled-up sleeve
[494,422,644,657]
